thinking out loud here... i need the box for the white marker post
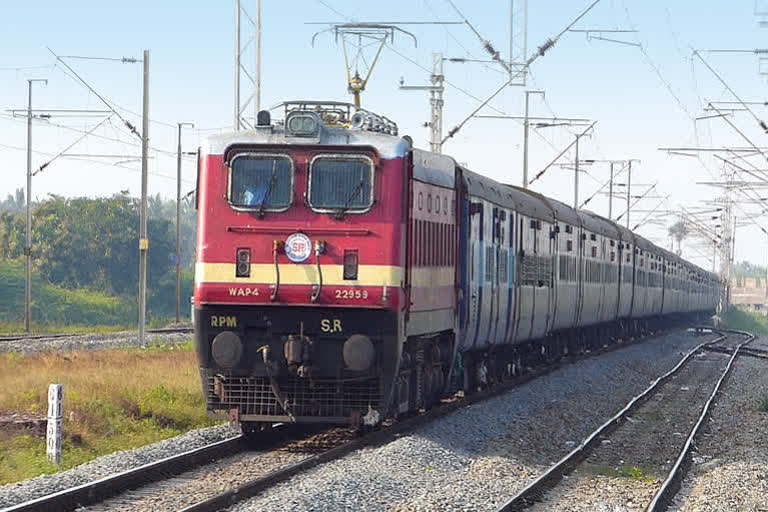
[46,384,63,465]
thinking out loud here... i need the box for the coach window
[308,154,374,214]
[228,153,293,211]
[418,192,423,210]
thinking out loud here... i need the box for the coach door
[489,206,510,345]
[465,199,483,350]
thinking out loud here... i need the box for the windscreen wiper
[334,178,365,219]
[258,160,278,217]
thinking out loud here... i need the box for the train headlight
[286,111,321,137]
[236,248,250,278]
[211,331,243,368]
[343,249,359,280]
[343,334,375,372]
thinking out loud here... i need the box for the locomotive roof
[202,125,411,159]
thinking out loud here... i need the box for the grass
[0,322,131,335]
[589,464,657,482]
[723,306,768,335]
[756,395,768,413]
[0,341,220,484]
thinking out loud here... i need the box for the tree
[0,188,25,214]
[668,220,689,255]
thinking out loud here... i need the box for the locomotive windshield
[229,154,293,211]
[308,155,374,214]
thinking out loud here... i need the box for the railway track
[496,328,756,512]
[1,326,713,512]
[0,327,193,344]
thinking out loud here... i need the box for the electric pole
[522,90,544,188]
[176,122,194,323]
[574,135,580,208]
[626,160,632,228]
[25,78,47,333]
[608,162,614,219]
[399,53,444,153]
[138,50,149,345]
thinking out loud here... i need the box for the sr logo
[320,318,343,333]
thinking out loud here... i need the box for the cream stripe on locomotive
[196,262,454,288]
[196,262,403,287]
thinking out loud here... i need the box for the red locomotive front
[194,102,412,431]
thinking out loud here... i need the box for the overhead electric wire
[0,142,191,184]
[51,56,179,131]
[47,47,142,139]
[314,0,351,21]
[615,183,657,222]
[385,44,506,117]
[33,115,114,176]
[580,163,627,208]
[445,0,511,73]
[443,0,603,143]
[693,50,767,131]
[0,113,194,161]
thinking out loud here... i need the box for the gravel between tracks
[0,330,191,354]
[672,352,768,512]
[527,348,733,511]
[0,424,236,509]
[227,330,716,512]
[80,428,354,512]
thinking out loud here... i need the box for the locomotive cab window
[308,154,374,214]
[228,153,293,211]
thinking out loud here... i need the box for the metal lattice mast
[234,0,261,130]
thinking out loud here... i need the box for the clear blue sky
[2,1,768,268]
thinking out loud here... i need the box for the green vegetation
[756,395,768,413]
[0,260,136,327]
[0,342,219,484]
[0,191,196,327]
[723,306,768,335]
[734,261,768,279]
[590,464,656,482]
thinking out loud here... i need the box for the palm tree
[668,220,689,255]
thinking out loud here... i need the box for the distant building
[731,276,768,314]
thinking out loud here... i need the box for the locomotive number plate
[335,288,369,299]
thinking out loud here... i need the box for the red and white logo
[285,233,312,263]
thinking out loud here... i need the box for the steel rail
[496,329,736,512]
[0,327,193,343]
[2,326,687,512]
[645,329,756,511]
[179,328,687,512]
[1,436,246,512]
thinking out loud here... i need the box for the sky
[2,0,768,270]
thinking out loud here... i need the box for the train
[193,100,719,433]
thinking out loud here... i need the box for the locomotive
[193,101,719,432]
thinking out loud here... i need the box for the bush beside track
[724,306,768,335]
